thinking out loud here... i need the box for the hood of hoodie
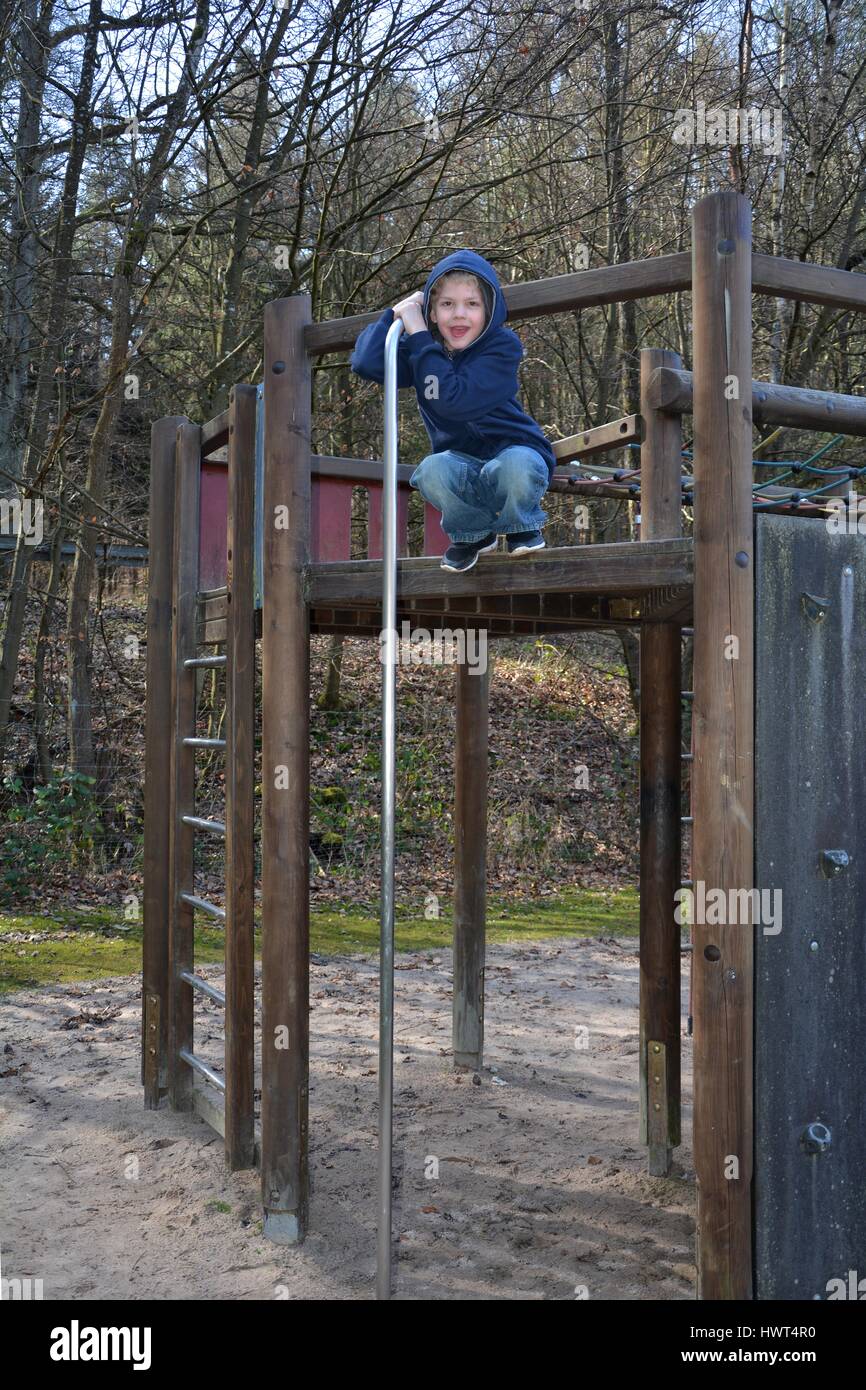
[422,249,507,353]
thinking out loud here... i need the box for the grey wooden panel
[755,512,866,1299]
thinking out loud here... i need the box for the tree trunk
[0,0,53,497]
[0,0,102,771]
[619,628,640,715]
[66,278,133,781]
[320,634,344,709]
[769,0,791,385]
[34,498,66,783]
[65,0,212,780]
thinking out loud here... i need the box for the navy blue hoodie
[350,249,556,480]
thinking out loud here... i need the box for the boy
[350,249,555,572]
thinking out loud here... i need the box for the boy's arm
[350,307,414,388]
[401,331,523,420]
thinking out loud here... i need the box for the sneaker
[440,534,498,572]
[506,530,545,555]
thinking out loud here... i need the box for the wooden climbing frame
[144,189,866,1296]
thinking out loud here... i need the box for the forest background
[0,0,859,927]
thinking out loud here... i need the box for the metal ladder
[168,397,257,1170]
[680,625,694,1032]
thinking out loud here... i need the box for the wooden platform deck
[197,537,693,642]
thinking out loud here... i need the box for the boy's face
[429,276,486,349]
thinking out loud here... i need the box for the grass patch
[0,887,638,994]
[0,907,229,995]
[317,886,638,953]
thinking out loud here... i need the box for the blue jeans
[409,446,550,543]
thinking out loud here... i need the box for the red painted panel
[198,465,449,587]
[368,484,410,559]
[311,478,353,561]
[199,461,228,592]
[423,502,450,556]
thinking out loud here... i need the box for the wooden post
[691,191,755,1300]
[168,421,202,1113]
[453,645,490,1070]
[225,386,257,1169]
[261,298,311,1243]
[638,349,683,1175]
[143,416,185,1106]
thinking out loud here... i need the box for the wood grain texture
[196,589,691,645]
[306,254,693,355]
[638,349,683,1174]
[691,191,755,1301]
[260,297,311,1243]
[453,655,490,1070]
[307,252,866,356]
[751,251,866,311]
[649,364,866,436]
[168,422,202,1113]
[143,416,185,1103]
[225,385,257,1169]
[305,538,693,606]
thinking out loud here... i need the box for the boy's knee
[410,452,460,493]
[409,455,435,490]
[483,450,548,495]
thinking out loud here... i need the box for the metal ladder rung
[181,815,226,837]
[184,655,227,669]
[680,878,694,889]
[681,752,693,762]
[180,970,226,1006]
[179,892,226,922]
[178,1047,226,1093]
[681,815,693,825]
[183,737,227,749]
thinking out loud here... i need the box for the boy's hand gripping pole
[377,315,403,1299]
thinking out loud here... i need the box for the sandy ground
[0,938,695,1300]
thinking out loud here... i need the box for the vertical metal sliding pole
[377,317,403,1300]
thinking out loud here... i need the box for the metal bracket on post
[377,316,403,1301]
[646,1039,671,1175]
[143,992,161,1107]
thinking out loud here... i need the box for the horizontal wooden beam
[197,549,694,640]
[206,446,643,489]
[306,254,693,355]
[552,414,642,465]
[195,450,423,484]
[351,591,647,625]
[310,428,645,485]
[649,365,866,436]
[305,538,692,606]
[752,252,866,312]
[311,455,416,484]
[198,589,650,631]
[302,253,866,358]
[199,610,645,643]
[310,618,638,638]
[548,478,639,499]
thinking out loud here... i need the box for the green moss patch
[0,887,638,995]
